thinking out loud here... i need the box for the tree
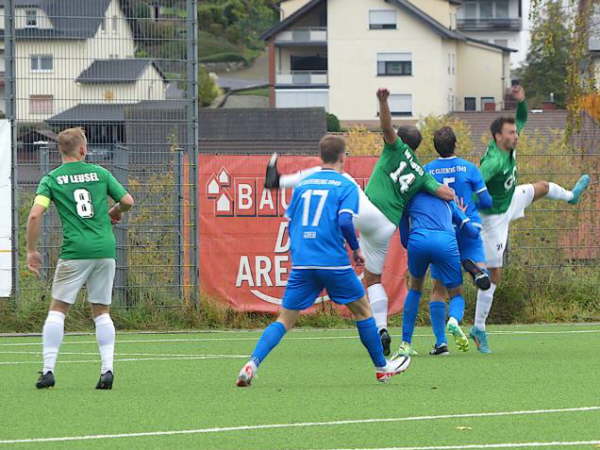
[198,65,221,107]
[515,1,571,108]
[198,0,277,49]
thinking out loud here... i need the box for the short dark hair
[397,125,422,151]
[433,126,457,157]
[319,135,346,163]
[490,117,516,140]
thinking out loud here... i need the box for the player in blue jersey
[394,192,480,357]
[423,127,493,353]
[236,135,411,387]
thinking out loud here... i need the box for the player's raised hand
[512,85,525,102]
[352,249,365,267]
[27,251,42,277]
[456,196,467,212]
[376,88,390,102]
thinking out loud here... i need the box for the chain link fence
[5,0,198,308]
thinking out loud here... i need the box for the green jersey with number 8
[365,138,442,225]
[35,161,128,260]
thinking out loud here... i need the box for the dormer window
[25,9,37,28]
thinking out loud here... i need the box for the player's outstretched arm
[450,202,479,239]
[377,88,397,145]
[26,203,47,277]
[423,174,454,201]
[339,211,363,265]
[512,85,528,133]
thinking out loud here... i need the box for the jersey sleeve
[479,153,501,183]
[35,176,53,202]
[106,171,128,202]
[516,100,528,134]
[338,183,359,217]
[469,164,488,194]
[421,172,442,194]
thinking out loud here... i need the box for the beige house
[262,0,514,123]
[0,0,167,122]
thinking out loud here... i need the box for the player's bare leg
[91,303,116,390]
[364,270,391,356]
[531,176,590,204]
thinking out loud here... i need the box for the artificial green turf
[1,324,599,449]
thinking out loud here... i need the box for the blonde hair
[57,127,87,156]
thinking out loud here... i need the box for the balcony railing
[276,71,328,86]
[275,27,327,44]
[457,18,522,31]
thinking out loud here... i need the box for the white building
[262,0,515,123]
[456,0,531,68]
[0,0,167,122]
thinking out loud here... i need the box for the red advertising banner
[198,155,408,315]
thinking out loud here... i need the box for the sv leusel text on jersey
[56,173,100,185]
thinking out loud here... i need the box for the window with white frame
[30,54,53,72]
[30,95,54,114]
[377,53,412,76]
[369,9,396,29]
[25,9,37,27]
[464,0,510,19]
[389,94,412,116]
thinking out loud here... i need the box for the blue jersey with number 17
[425,156,487,224]
[285,169,359,269]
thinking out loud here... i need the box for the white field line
[0,406,598,446]
[331,440,600,450]
[0,351,226,357]
[0,355,248,366]
[1,328,599,347]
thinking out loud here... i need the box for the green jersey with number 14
[35,161,128,260]
[479,100,528,215]
[365,138,442,225]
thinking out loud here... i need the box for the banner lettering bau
[199,155,408,314]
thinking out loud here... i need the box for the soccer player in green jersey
[26,128,134,389]
[471,85,590,353]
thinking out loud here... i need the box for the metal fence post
[5,0,17,300]
[186,0,200,306]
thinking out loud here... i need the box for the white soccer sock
[42,311,65,374]
[367,283,388,331]
[94,313,115,374]
[546,183,574,202]
[474,283,497,331]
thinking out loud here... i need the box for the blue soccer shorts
[408,230,462,289]
[282,268,365,310]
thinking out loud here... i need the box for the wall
[280,0,314,19]
[327,0,447,121]
[456,40,506,111]
[406,0,451,27]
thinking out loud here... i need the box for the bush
[198,65,221,107]
[197,52,248,64]
[326,113,341,132]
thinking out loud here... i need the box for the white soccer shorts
[52,259,116,305]
[481,184,535,268]
[355,196,397,275]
